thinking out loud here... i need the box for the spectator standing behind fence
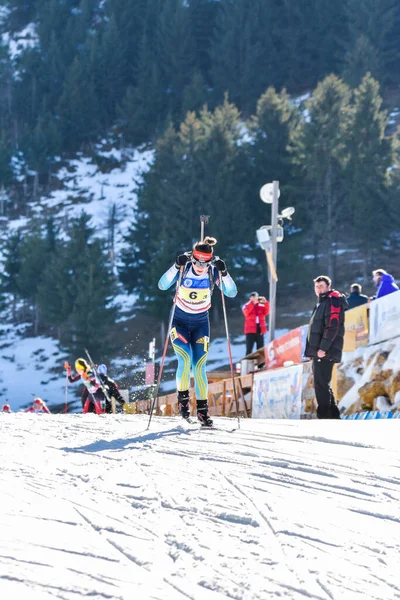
[304,276,347,419]
[346,283,369,310]
[370,269,399,300]
[242,292,270,356]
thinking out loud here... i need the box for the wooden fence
[159,373,254,418]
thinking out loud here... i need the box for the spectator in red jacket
[242,292,270,356]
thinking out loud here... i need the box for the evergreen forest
[0,0,399,355]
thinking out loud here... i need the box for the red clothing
[25,404,51,414]
[242,300,270,334]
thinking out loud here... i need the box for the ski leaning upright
[84,348,113,411]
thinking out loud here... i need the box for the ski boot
[196,399,213,427]
[178,390,191,420]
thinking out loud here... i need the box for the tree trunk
[33,300,40,336]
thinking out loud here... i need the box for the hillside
[0,0,399,407]
[1,414,399,599]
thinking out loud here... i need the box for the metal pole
[147,268,184,430]
[200,215,209,242]
[220,286,240,430]
[269,180,279,341]
[64,373,69,414]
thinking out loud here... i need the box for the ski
[84,348,113,408]
[199,426,237,433]
[181,417,236,433]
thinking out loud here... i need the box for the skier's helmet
[97,364,107,375]
[192,236,217,267]
[33,398,44,406]
[2,404,11,412]
[75,358,89,373]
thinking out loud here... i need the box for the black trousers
[312,358,340,419]
[246,327,264,356]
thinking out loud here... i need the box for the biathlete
[64,359,105,414]
[25,398,51,413]
[158,236,237,426]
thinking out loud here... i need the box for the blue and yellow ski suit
[158,262,237,400]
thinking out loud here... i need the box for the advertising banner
[343,304,369,351]
[264,327,303,369]
[369,292,400,345]
[145,362,155,385]
[252,364,303,419]
[301,360,317,417]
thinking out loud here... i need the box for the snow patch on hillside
[2,22,38,60]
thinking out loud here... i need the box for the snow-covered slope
[0,414,399,599]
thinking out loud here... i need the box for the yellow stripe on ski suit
[172,342,191,391]
[194,350,208,400]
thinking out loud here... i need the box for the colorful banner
[252,364,303,419]
[342,410,400,420]
[301,360,317,416]
[145,363,155,385]
[264,327,303,369]
[300,324,308,359]
[343,304,369,351]
[369,292,400,345]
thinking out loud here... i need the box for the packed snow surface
[1,414,399,599]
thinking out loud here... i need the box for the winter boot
[178,390,190,419]
[196,399,213,427]
[330,400,341,419]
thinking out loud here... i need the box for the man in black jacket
[304,276,347,419]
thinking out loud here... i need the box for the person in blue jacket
[371,269,399,300]
[158,236,237,427]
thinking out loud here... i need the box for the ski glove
[64,361,71,375]
[213,258,227,276]
[175,253,191,269]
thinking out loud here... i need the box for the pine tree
[104,0,148,88]
[39,31,66,109]
[38,214,117,354]
[156,0,195,120]
[248,87,297,225]
[345,73,397,271]
[57,55,100,150]
[95,14,126,128]
[289,75,352,277]
[181,70,209,118]
[119,97,253,315]
[343,0,400,86]
[0,133,12,186]
[280,0,347,90]
[117,30,164,145]
[210,0,275,113]
[1,230,22,319]
[17,225,49,333]
[22,109,62,177]
[188,0,219,83]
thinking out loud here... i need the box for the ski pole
[147,267,184,430]
[200,215,209,242]
[220,283,241,430]
[64,373,69,413]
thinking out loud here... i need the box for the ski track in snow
[0,415,400,600]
